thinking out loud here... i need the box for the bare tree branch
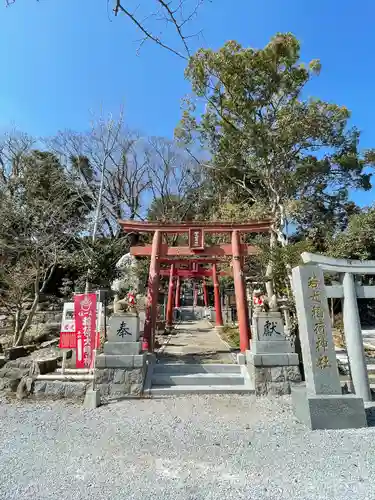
[6,1,204,58]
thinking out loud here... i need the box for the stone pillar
[291,265,367,430]
[193,281,198,307]
[212,264,223,328]
[342,272,371,402]
[165,264,175,330]
[143,230,162,352]
[232,230,250,351]
[203,279,208,307]
[280,305,292,334]
[96,313,146,398]
[175,277,181,308]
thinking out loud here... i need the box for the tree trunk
[274,224,294,294]
[265,231,276,298]
[13,308,21,346]
[14,265,43,347]
[14,291,39,346]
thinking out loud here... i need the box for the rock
[40,339,59,349]
[44,381,66,398]
[0,377,20,392]
[285,366,302,382]
[0,367,29,380]
[33,381,47,396]
[6,358,33,369]
[4,346,29,361]
[28,323,60,343]
[270,367,285,382]
[36,302,49,311]
[16,377,34,400]
[64,382,87,398]
[268,381,291,396]
[113,370,126,384]
[4,345,36,361]
[29,358,58,376]
[130,383,142,395]
[7,378,20,392]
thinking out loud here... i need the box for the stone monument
[95,313,146,398]
[246,299,301,395]
[291,264,367,430]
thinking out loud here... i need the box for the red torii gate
[159,259,229,330]
[119,220,271,353]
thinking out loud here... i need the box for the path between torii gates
[156,319,236,364]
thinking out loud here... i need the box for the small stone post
[291,265,367,430]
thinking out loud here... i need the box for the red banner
[74,293,97,369]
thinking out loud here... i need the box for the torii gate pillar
[193,282,198,307]
[166,264,175,330]
[143,230,162,352]
[232,230,250,351]
[212,264,223,328]
[175,276,181,308]
[203,279,208,307]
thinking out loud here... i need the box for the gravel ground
[0,395,375,500]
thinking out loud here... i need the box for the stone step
[152,373,245,387]
[150,385,254,396]
[336,355,375,373]
[153,363,241,375]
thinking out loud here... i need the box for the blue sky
[1,0,374,206]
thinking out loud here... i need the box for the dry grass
[219,326,240,349]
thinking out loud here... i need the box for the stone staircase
[335,346,375,389]
[146,362,254,396]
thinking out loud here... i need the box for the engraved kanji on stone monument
[307,273,331,369]
[263,320,282,337]
[292,265,341,395]
[116,321,131,338]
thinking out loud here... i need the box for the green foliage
[327,205,375,260]
[0,146,92,344]
[246,236,316,296]
[63,237,131,293]
[177,34,374,246]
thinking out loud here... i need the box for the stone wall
[0,305,62,348]
[95,366,146,399]
[247,364,301,396]
[32,380,89,399]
